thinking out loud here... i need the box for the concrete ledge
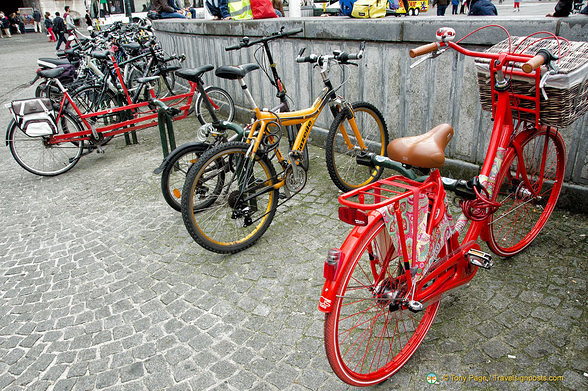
[153,16,587,43]
[153,17,587,212]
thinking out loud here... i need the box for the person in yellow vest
[228,0,253,19]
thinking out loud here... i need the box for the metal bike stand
[122,110,139,145]
[157,108,177,158]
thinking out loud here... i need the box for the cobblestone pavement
[0,34,586,391]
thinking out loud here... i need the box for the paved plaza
[0,27,587,391]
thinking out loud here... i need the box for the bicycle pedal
[96,146,105,154]
[467,249,493,269]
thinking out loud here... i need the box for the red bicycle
[318,26,578,386]
[6,49,232,176]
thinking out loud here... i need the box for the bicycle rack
[157,108,177,158]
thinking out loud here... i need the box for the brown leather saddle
[387,123,454,168]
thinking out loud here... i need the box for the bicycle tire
[34,80,48,98]
[324,218,440,386]
[194,86,235,125]
[7,111,84,176]
[326,102,389,192]
[487,126,566,257]
[161,144,208,212]
[181,141,278,254]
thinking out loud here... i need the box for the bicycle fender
[5,119,16,146]
[153,142,209,174]
[319,212,383,313]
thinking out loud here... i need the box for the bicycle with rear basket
[318,26,582,386]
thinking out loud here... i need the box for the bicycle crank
[284,163,307,194]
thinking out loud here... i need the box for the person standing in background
[45,12,56,42]
[64,6,76,49]
[85,10,92,27]
[53,12,66,51]
[33,8,42,33]
[514,0,520,12]
[437,0,449,15]
[451,0,460,14]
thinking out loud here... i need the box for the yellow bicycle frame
[244,87,368,189]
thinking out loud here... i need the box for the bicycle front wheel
[194,86,235,125]
[181,141,278,254]
[326,102,389,192]
[161,144,208,212]
[7,111,84,176]
[488,126,566,257]
[324,219,439,386]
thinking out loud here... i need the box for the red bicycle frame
[46,55,197,146]
[319,41,545,313]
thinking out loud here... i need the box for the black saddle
[37,67,67,79]
[175,65,214,82]
[136,76,160,84]
[215,64,260,80]
[90,50,111,60]
[38,58,71,67]
[122,42,142,54]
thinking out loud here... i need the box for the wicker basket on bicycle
[475,37,588,128]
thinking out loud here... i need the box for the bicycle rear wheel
[7,111,84,176]
[181,141,278,254]
[488,126,566,257]
[161,144,208,212]
[326,102,389,192]
[324,219,439,386]
[194,86,235,125]
[155,71,176,98]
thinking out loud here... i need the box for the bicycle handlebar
[410,28,558,73]
[225,28,303,51]
[409,42,440,58]
[296,42,365,65]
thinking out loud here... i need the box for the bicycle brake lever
[410,48,447,69]
[539,70,557,100]
[410,54,430,69]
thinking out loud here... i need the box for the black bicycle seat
[90,50,111,60]
[37,67,67,79]
[215,63,260,80]
[136,76,160,84]
[38,58,71,66]
[122,42,142,53]
[175,65,214,82]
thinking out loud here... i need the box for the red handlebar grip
[522,54,545,73]
[409,42,440,58]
